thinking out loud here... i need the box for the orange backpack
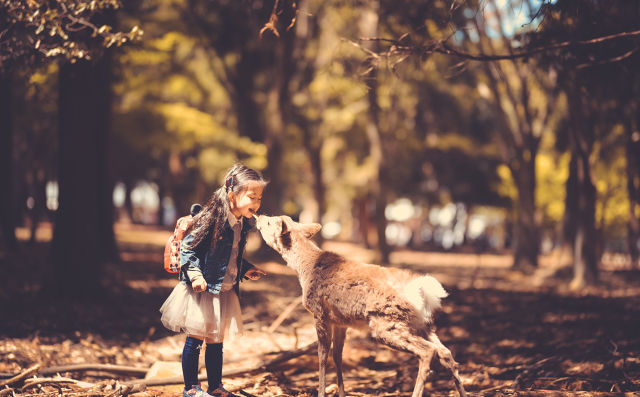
[163,204,202,273]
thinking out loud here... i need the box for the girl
[160,163,268,397]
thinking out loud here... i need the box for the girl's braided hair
[189,163,266,248]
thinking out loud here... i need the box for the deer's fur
[255,215,466,397]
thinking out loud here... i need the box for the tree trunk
[360,0,390,263]
[51,52,116,297]
[263,86,285,215]
[124,179,134,223]
[511,147,540,272]
[262,23,295,215]
[29,174,48,245]
[96,50,119,263]
[567,87,598,289]
[168,151,191,221]
[560,154,579,264]
[296,0,325,244]
[157,183,166,227]
[0,73,17,249]
[626,111,640,267]
[300,125,326,245]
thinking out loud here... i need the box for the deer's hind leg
[369,317,436,397]
[332,325,347,397]
[428,332,466,397]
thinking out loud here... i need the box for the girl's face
[229,181,264,219]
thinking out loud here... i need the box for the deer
[254,214,467,397]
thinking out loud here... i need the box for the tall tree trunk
[52,51,116,297]
[168,151,191,221]
[511,146,540,272]
[29,173,48,245]
[229,55,263,144]
[295,0,325,244]
[354,195,372,248]
[360,0,390,263]
[96,49,119,262]
[263,87,285,214]
[157,183,166,226]
[262,21,295,215]
[626,108,640,267]
[567,86,598,289]
[560,154,579,263]
[124,179,134,222]
[471,8,545,272]
[0,73,17,249]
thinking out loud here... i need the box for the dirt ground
[1,223,640,396]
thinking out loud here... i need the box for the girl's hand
[192,277,207,293]
[245,268,267,280]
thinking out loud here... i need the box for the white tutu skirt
[160,282,243,341]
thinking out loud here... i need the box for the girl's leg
[205,338,223,393]
[182,335,204,391]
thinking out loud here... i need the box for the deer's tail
[402,275,448,322]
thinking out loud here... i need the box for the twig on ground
[40,364,149,377]
[0,388,14,397]
[0,364,40,387]
[510,390,639,396]
[267,298,301,333]
[478,383,510,393]
[511,357,556,391]
[20,376,95,392]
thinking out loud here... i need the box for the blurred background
[1,0,639,295]
[2,1,640,395]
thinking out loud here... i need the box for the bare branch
[362,28,640,63]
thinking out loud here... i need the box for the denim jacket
[179,217,255,295]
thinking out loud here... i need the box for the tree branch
[363,28,640,63]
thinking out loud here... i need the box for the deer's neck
[282,238,323,281]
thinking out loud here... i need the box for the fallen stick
[0,388,14,397]
[267,298,301,333]
[39,364,148,377]
[0,364,40,387]
[511,357,556,391]
[0,363,149,382]
[478,383,510,393]
[124,341,318,387]
[508,390,638,397]
[20,376,95,392]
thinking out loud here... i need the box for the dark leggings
[182,336,223,392]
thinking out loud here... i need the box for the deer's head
[255,215,322,254]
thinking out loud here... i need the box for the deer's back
[301,251,422,328]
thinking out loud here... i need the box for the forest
[1,0,639,396]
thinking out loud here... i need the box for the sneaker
[208,384,239,397]
[184,384,213,397]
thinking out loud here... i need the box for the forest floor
[1,222,640,396]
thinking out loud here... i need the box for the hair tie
[225,176,234,191]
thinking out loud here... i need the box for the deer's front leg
[315,319,332,397]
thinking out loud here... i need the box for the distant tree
[113,4,268,223]
[178,0,297,215]
[52,49,117,296]
[0,72,16,249]
[534,0,640,286]
[333,0,639,279]
[0,0,140,295]
[454,0,563,272]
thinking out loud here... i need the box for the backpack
[163,204,202,273]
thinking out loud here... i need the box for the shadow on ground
[1,224,640,396]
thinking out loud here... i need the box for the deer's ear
[301,223,322,239]
[280,218,289,235]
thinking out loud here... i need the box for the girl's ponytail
[188,163,267,249]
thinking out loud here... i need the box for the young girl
[160,163,268,397]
